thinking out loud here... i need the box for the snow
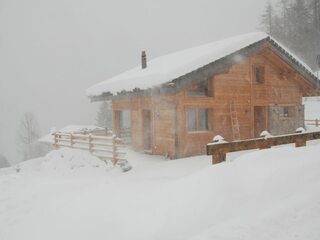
[1,143,320,240]
[303,97,320,131]
[305,102,320,120]
[86,32,318,97]
[39,125,105,144]
[86,32,268,96]
[260,130,273,138]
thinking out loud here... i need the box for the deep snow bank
[1,144,320,240]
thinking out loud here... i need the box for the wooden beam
[207,131,320,164]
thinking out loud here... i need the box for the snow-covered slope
[1,145,320,240]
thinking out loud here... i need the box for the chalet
[86,32,320,159]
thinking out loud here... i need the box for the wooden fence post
[89,134,93,153]
[212,152,226,164]
[316,119,319,127]
[70,134,74,148]
[112,135,117,165]
[53,133,58,149]
[295,136,306,147]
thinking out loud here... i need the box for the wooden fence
[53,133,126,165]
[207,131,320,165]
[305,119,320,127]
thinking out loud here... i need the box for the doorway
[142,110,153,151]
[114,110,131,144]
[254,106,267,138]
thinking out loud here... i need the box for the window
[187,109,209,132]
[279,106,295,118]
[188,79,210,97]
[253,66,265,83]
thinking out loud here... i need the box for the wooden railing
[305,119,320,127]
[53,133,126,165]
[207,131,320,165]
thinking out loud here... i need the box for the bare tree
[16,112,43,160]
[0,154,10,168]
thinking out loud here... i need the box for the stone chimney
[141,51,147,69]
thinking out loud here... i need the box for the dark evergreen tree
[260,0,274,35]
[96,101,112,129]
[260,0,320,70]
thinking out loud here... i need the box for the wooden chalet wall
[112,42,318,159]
[112,95,177,158]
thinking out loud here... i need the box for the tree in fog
[16,112,43,160]
[260,0,320,70]
[96,101,112,129]
[0,154,10,168]
[260,0,274,35]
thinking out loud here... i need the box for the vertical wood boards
[111,43,318,159]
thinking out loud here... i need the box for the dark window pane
[279,106,292,117]
[198,109,208,130]
[188,80,208,97]
[255,66,265,83]
[188,109,197,131]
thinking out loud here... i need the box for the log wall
[112,43,318,159]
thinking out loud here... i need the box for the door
[254,106,267,138]
[142,110,153,150]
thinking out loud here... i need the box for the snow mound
[42,148,109,175]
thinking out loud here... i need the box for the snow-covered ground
[1,144,320,240]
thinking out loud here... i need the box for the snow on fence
[53,133,126,165]
[305,119,320,127]
[207,131,320,165]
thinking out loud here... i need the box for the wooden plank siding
[111,43,319,159]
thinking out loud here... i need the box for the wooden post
[112,135,117,165]
[316,119,319,127]
[70,134,74,148]
[295,136,306,147]
[53,133,58,149]
[89,134,93,153]
[212,152,226,164]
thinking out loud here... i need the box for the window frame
[279,106,295,118]
[187,108,210,132]
[253,65,265,84]
[187,78,213,97]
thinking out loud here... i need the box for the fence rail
[305,119,320,127]
[53,132,126,165]
[207,131,320,165]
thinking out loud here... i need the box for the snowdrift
[1,144,320,240]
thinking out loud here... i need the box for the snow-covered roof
[86,32,318,97]
[39,125,105,144]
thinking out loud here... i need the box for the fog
[0,0,267,163]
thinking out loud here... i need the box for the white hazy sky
[0,0,268,163]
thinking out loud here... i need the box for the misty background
[0,0,268,163]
